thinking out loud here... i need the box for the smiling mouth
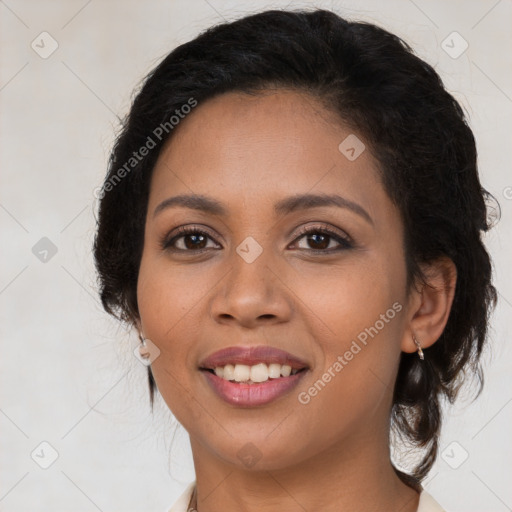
[200,363,307,384]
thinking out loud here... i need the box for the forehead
[148,89,384,213]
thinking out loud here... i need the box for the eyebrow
[153,193,373,225]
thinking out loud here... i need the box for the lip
[201,368,308,407]
[199,345,309,370]
[198,345,310,407]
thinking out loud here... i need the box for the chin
[201,433,313,472]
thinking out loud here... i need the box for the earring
[412,335,424,360]
[138,334,151,361]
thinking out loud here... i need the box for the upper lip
[199,345,309,370]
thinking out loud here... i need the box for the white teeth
[281,365,292,377]
[268,363,281,379]
[222,364,235,380]
[250,363,268,383]
[212,363,300,383]
[233,364,251,382]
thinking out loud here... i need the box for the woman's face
[137,89,412,470]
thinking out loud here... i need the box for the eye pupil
[308,233,329,250]
[165,226,350,254]
[185,234,207,250]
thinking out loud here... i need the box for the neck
[188,426,420,512]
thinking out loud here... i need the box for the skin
[136,89,456,512]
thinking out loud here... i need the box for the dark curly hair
[93,8,497,487]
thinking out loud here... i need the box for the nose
[209,246,293,328]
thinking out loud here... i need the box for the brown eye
[301,232,331,250]
[292,225,353,253]
[179,232,208,250]
[161,226,219,252]
[161,224,353,255]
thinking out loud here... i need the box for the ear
[401,256,457,354]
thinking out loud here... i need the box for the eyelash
[160,224,354,254]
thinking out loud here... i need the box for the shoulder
[166,481,196,512]
[417,489,447,512]
[167,481,446,512]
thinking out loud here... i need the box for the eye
[290,224,353,253]
[161,223,353,254]
[160,226,219,252]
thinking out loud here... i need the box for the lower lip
[201,369,307,407]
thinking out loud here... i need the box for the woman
[93,8,497,512]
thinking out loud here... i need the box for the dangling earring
[412,335,424,360]
[138,333,151,362]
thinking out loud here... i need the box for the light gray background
[1,1,511,511]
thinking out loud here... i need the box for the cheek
[137,253,206,337]
[290,252,403,337]
[294,277,403,443]
[136,255,208,422]
[290,254,405,409]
